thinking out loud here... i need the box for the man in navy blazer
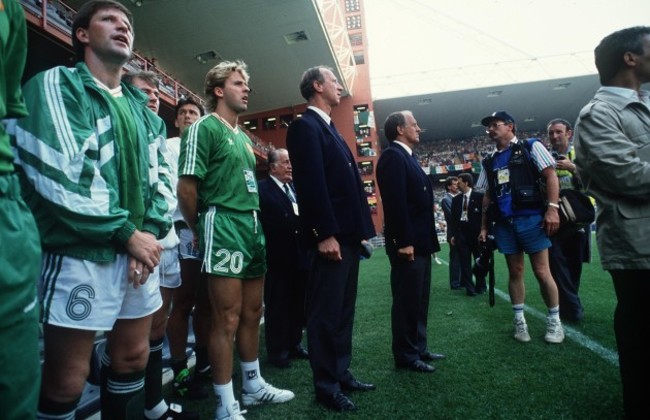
[376,110,443,374]
[286,66,376,412]
[449,173,486,296]
[258,148,308,369]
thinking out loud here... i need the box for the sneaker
[545,318,565,344]
[217,401,247,420]
[513,319,531,342]
[241,381,295,406]
[173,368,208,400]
[157,403,199,420]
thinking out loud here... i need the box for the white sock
[547,305,560,322]
[512,303,526,322]
[213,380,236,419]
[240,359,264,393]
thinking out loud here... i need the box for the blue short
[493,214,550,255]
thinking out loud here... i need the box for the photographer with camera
[547,118,588,322]
[449,173,486,296]
[476,111,565,344]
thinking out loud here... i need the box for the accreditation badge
[243,169,257,193]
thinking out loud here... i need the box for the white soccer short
[153,247,181,289]
[39,252,162,331]
[177,225,202,260]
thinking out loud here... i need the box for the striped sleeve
[14,67,131,242]
[179,114,211,180]
[530,140,556,172]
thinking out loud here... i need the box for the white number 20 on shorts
[213,249,244,274]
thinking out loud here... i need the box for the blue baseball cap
[481,111,516,126]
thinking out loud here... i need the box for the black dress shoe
[289,345,309,359]
[420,351,446,361]
[316,391,357,411]
[397,360,435,373]
[341,379,376,392]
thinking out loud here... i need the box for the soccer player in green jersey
[177,60,294,420]
[12,1,174,418]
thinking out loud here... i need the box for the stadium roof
[60,0,646,143]
[373,74,601,143]
[65,0,347,115]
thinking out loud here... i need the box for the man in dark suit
[449,173,486,296]
[441,176,462,289]
[258,148,309,368]
[376,111,444,374]
[286,66,376,412]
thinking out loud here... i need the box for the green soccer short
[199,207,266,279]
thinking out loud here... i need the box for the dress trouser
[457,227,486,293]
[388,254,431,365]
[306,244,359,396]
[610,270,649,419]
[264,263,307,359]
[549,229,587,320]
[448,242,461,288]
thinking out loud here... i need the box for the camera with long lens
[472,235,496,278]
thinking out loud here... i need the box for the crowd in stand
[413,129,548,168]
[414,129,550,240]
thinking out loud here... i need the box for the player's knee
[112,342,150,372]
[241,303,263,325]
[172,299,195,319]
[214,310,241,336]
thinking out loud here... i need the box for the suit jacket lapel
[393,143,425,177]
[307,109,355,161]
[270,179,294,212]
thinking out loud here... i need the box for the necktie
[284,183,296,203]
[329,120,353,160]
[463,194,468,211]
[330,120,343,141]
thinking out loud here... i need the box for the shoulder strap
[482,154,497,200]
[519,138,541,179]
